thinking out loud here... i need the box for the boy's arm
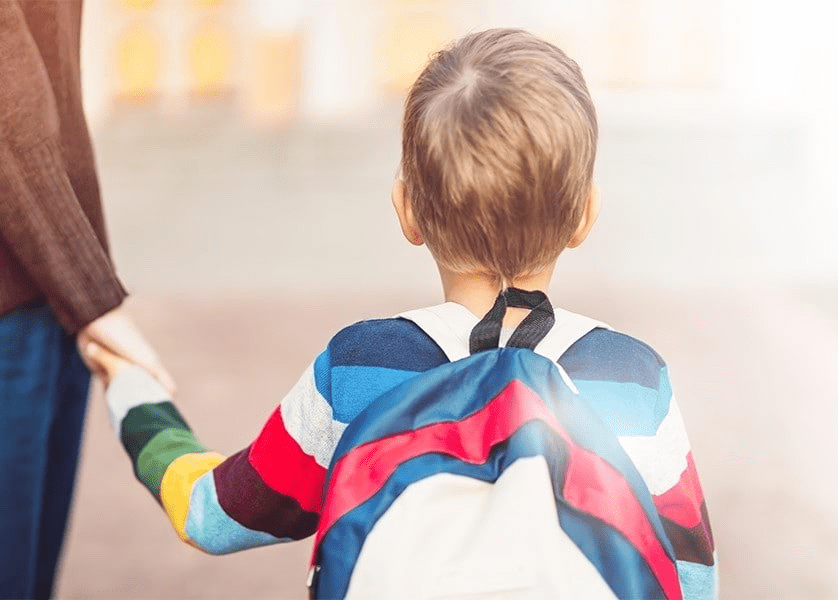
[85,343,334,555]
[617,367,718,600]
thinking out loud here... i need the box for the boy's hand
[79,340,132,386]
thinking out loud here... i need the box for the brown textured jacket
[0,0,126,333]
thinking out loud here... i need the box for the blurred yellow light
[194,0,223,8]
[116,25,159,100]
[189,23,233,95]
[386,14,448,92]
[120,0,156,9]
[245,34,300,125]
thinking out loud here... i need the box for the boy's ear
[392,179,424,246]
[566,184,601,249]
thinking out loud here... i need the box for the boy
[83,28,716,598]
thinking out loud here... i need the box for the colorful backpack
[308,289,687,600]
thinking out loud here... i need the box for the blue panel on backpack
[329,349,664,505]
[559,506,666,599]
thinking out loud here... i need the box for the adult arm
[0,3,174,389]
[0,1,125,332]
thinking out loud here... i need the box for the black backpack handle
[469,288,555,354]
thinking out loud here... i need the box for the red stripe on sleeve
[652,452,705,529]
[248,409,326,515]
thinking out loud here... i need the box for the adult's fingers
[80,309,177,395]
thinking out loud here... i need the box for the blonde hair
[401,28,598,284]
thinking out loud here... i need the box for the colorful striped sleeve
[106,357,339,554]
[618,386,718,600]
[561,330,718,599]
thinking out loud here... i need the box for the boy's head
[397,28,598,285]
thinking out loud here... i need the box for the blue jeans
[0,304,91,599]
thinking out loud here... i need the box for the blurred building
[80,0,838,285]
[81,0,729,127]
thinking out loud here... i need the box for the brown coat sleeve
[0,0,126,333]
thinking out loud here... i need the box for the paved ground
[47,111,838,598]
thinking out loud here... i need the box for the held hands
[77,307,176,393]
[80,340,131,386]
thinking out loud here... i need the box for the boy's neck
[438,263,556,328]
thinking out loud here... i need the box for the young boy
[84,28,716,598]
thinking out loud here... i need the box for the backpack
[308,289,684,600]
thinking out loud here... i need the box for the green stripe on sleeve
[120,401,191,464]
[134,427,209,500]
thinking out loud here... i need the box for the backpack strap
[398,302,478,363]
[534,306,610,363]
[400,292,610,365]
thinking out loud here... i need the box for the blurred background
[57,0,837,598]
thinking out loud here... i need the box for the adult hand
[77,307,176,394]
[78,341,131,386]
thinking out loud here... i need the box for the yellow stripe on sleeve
[160,451,226,542]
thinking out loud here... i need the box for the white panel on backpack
[345,456,618,600]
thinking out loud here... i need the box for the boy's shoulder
[324,316,449,372]
[315,316,449,424]
[559,326,668,385]
[324,303,667,382]
[559,326,673,437]
[319,306,672,433]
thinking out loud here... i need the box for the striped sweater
[107,302,716,597]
